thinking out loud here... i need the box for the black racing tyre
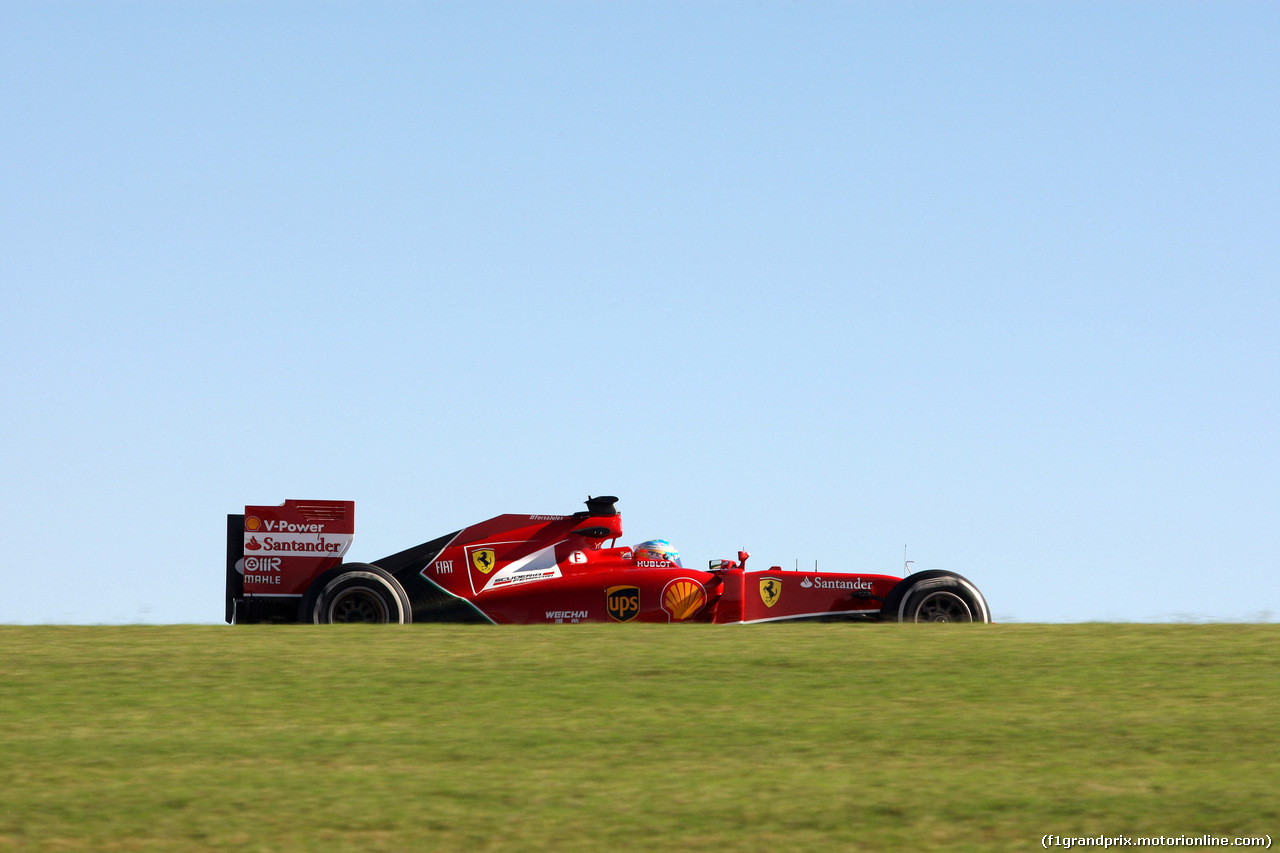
[298,563,412,624]
[878,570,991,623]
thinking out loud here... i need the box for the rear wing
[225,500,355,624]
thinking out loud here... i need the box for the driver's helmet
[633,539,682,567]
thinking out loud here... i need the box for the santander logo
[245,536,262,551]
[801,576,873,591]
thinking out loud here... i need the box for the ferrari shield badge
[759,577,782,608]
[471,548,497,575]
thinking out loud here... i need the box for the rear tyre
[299,564,412,624]
[879,570,990,623]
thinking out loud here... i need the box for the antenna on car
[904,545,914,576]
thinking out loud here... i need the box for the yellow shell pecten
[663,580,705,621]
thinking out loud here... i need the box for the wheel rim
[912,590,973,623]
[328,587,389,623]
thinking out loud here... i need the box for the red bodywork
[416,511,898,624]
[227,497,904,624]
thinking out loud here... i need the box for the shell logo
[245,516,261,531]
[662,579,706,622]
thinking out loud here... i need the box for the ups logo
[606,585,640,622]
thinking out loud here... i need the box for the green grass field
[1,624,1276,852]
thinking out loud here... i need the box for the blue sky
[2,2,1276,623]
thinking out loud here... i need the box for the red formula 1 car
[225,496,991,625]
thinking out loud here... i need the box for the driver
[632,539,682,568]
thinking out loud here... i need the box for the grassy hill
[1,624,1276,851]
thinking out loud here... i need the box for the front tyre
[879,570,991,623]
[299,564,412,624]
